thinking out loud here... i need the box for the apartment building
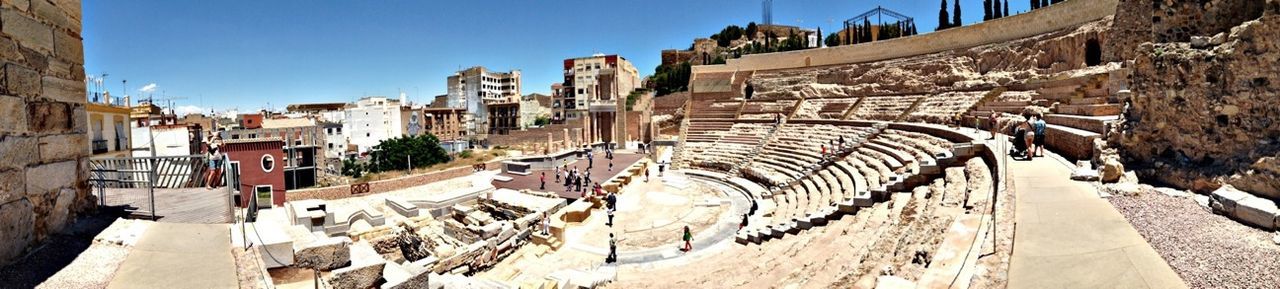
[446,66,521,138]
[343,96,403,153]
[560,54,641,144]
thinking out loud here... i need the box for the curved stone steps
[874,137,938,176]
[832,161,874,210]
[849,150,890,186]
[817,169,844,218]
[866,140,921,173]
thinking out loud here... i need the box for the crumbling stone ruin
[1115,0,1280,202]
[0,0,93,265]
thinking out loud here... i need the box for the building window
[261,154,275,172]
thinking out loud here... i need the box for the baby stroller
[1009,127,1029,159]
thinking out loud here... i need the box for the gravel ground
[1108,189,1280,289]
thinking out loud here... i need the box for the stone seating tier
[1044,113,1115,134]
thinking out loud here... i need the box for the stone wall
[748,20,1111,100]
[1104,0,1154,62]
[287,160,504,201]
[0,0,89,265]
[1119,0,1280,200]
[1151,0,1266,42]
[692,0,1119,75]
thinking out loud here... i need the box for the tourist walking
[740,213,749,230]
[608,233,618,263]
[541,212,550,236]
[555,166,561,183]
[608,159,613,171]
[750,199,758,216]
[645,167,651,182]
[1033,113,1047,157]
[606,191,617,226]
[658,161,665,177]
[540,172,546,190]
[988,111,1000,140]
[681,226,693,252]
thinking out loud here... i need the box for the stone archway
[1085,39,1102,66]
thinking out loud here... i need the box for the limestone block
[0,199,34,262]
[1100,158,1124,183]
[51,0,79,21]
[0,95,27,132]
[0,135,37,171]
[0,170,22,204]
[1,9,53,53]
[2,0,31,11]
[40,75,83,104]
[293,236,351,270]
[31,0,77,32]
[1210,185,1252,215]
[3,63,40,98]
[43,187,74,233]
[27,101,72,132]
[24,160,75,196]
[1234,196,1278,230]
[381,262,429,289]
[326,261,385,289]
[37,133,85,162]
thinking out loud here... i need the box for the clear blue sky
[84,0,1029,115]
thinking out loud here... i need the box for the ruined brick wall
[287,160,504,201]
[1152,0,1265,42]
[1120,0,1280,199]
[1104,0,1154,62]
[0,0,90,264]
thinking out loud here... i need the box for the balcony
[92,139,108,154]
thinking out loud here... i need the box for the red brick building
[223,138,286,208]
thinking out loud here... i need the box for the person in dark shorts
[1032,113,1047,157]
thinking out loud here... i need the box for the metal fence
[89,155,210,189]
[89,155,222,221]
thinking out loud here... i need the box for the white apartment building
[559,54,640,121]
[446,66,521,137]
[343,96,403,154]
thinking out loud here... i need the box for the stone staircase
[727,121,784,178]
[670,116,692,169]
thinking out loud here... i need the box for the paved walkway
[106,222,237,289]
[563,170,749,265]
[493,153,644,199]
[1000,139,1187,288]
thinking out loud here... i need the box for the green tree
[825,32,840,47]
[1031,0,1040,10]
[937,0,950,31]
[1041,0,1049,8]
[651,61,692,96]
[746,22,758,40]
[367,134,450,173]
[1004,0,1010,16]
[994,0,1003,18]
[862,18,873,42]
[815,26,822,47]
[711,55,727,65]
[534,115,550,126]
[341,158,365,178]
[953,0,962,27]
[984,0,993,21]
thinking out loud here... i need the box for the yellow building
[87,93,132,157]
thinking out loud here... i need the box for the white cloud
[174,105,205,117]
[138,83,158,93]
